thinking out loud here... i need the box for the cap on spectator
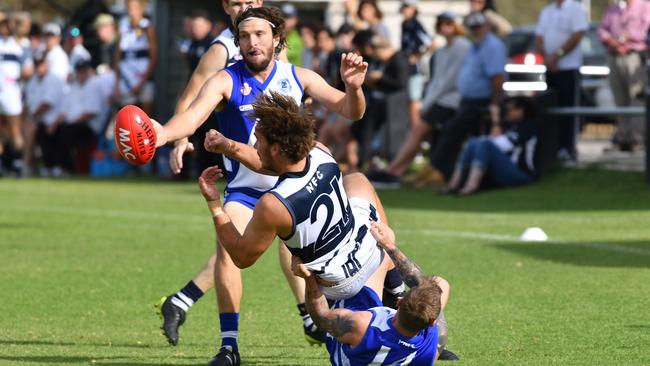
[437,11,457,22]
[43,22,62,36]
[464,11,488,28]
[94,13,115,29]
[281,3,298,17]
[401,0,418,7]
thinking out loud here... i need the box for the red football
[114,105,157,165]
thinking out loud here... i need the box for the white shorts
[408,74,425,101]
[118,80,154,105]
[319,197,383,301]
[0,83,23,116]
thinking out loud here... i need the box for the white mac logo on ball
[117,128,137,160]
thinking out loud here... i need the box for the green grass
[1,168,649,365]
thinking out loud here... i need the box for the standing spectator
[535,0,588,161]
[298,23,317,70]
[441,97,538,195]
[469,0,512,38]
[429,11,506,182]
[281,3,303,66]
[93,13,116,70]
[0,17,31,174]
[401,0,433,129]
[42,23,69,81]
[114,0,158,116]
[65,26,92,72]
[368,11,470,187]
[363,35,410,164]
[346,0,391,40]
[185,9,213,73]
[52,61,104,177]
[598,0,650,151]
[23,53,65,176]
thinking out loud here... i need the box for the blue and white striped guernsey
[211,28,241,67]
[217,59,303,204]
[327,287,439,366]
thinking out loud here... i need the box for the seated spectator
[23,53,65,176]
[428,11,506,183]
[52,61,105,176]
[441,97,538,195]
[367,11,470,187]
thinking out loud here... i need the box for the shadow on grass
[0,339,169,349]
[0,356,207,366]
[491,240,650,268]
[378,168,650,213]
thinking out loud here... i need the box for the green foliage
[1,169,649,365]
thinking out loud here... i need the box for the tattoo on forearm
[319,314,354,338]
[385,247,425,288]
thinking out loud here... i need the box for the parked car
[503,23,615,121]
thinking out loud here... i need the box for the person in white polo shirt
[0,17,31,173]
[23,53,65,176]
[52,60,104,176]
[42,22,70,81]
[535,0,588,161]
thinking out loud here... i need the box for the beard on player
[244,43,275,72]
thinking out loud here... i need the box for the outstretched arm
[370,221,450,307]
[297,53,367,121]
[370,221,426,288]
[155,71,232,147]
[198,166,284,268]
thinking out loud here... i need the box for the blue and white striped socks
[219,313,239,350]
[170,281,204,312]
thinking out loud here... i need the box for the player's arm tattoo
[304,277,355,338]
[384,246,426,288]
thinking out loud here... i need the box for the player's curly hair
[234,6,287,55]
[250,91,316,164]
[397,278,442,333]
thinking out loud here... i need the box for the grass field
[1,168,649,365]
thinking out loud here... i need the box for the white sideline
[9,205,650,256]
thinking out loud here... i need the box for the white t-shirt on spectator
[62,76,105,134]
[46,44,70,81]
[25,73,65,126]
[535,0,588,71]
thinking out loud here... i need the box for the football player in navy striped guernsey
[199,90,394,302]
[294,220,451,365]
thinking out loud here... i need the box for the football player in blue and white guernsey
[153,6,385,365]
[295,220,450,366]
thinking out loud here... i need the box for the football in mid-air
[115,105,157,165]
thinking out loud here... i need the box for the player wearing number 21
[200,91,393,301]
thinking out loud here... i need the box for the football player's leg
[159,256,215,345]
[212,201,252,354]
[343,173,405,306]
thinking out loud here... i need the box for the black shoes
[366,171,401,189]
[207,346,241,366]
[304,323,326,346]
[438,348,460,361]
[156,296,186,346]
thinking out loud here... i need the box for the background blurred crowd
[1,0,649,195]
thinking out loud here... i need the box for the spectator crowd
[1,0,649,195]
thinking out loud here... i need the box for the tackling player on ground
[294,220,451,365]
